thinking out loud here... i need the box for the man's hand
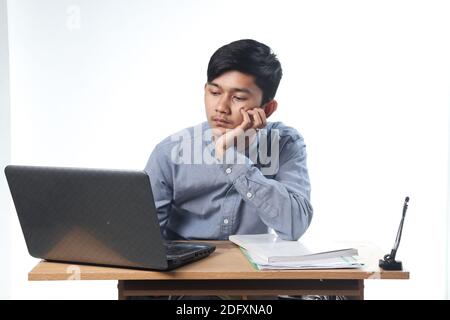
[215,108,267,160]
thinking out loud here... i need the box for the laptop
[4,165,216,271]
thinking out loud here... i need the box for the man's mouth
[213,117,231,127]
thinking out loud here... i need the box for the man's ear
[262,100,278,118]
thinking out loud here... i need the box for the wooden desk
[28,241,409,300]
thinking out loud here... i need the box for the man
[145,39,313,241]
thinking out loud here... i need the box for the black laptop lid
[5,165,169,270]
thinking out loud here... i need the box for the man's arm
[219,134,313,241]
[215,108,313,240]
[144,145,173,235]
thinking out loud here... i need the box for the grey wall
[0,0,11,299]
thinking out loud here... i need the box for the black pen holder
[379,258,403,271]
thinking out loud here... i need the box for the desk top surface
[29,241,409,281]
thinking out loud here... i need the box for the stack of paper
[229,234,363,270]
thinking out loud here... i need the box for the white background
[0,0,11,300]
[1,0,449,299]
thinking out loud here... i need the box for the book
[229,233,359,264]
[240,248,363,270]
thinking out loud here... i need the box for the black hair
[207,39,283,106]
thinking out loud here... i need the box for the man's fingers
[255,108,267,127]
[248,109,264,129]
[248,110,261,129]
[240,109,252,130]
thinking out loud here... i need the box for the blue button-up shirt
[144,121,313,241]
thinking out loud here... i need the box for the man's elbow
[280,202,314,241]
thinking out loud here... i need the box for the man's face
[204,71,264,135]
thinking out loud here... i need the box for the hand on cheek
[246,108,267,130]
[215,108,267,160]
[237,108,252,130]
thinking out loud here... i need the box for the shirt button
[225,167,232,174]
[223,218,229,225]
[246,192,253,199]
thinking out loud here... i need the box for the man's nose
[215,96,230,114]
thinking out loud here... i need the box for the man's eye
[234,96,247,101]
[210,91,221,96]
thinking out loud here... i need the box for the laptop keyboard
[164,243,196,256]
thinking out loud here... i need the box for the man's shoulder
[265,122,307,163]
[266,121,304,143]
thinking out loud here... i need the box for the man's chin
[210,125,235,139]
[211,126,226,136]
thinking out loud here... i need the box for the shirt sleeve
[144,145,173,235]
[219,136,313,241]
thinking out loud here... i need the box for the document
[230,233,363,269]
[241,248,363,270]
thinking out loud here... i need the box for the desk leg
[118,280,126,300]
[117,279,365,300]
[346,280,364,300]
